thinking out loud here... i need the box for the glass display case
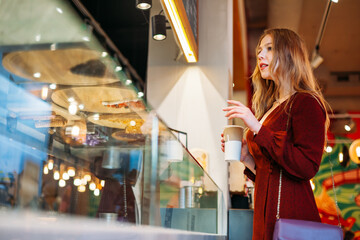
[0,0,222,236]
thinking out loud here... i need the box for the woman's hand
[223,100,262,134]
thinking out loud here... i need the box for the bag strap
[275,95,342,228]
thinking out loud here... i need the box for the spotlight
[152,15,167,41]
[311,54,324,69]
[136,0,152,10]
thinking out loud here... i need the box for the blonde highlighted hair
[251,28,330,133]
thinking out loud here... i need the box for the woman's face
[257,34,274,80]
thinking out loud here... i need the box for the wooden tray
[51,86,143,114]
[2,48,120,85]
[88,112,144,129]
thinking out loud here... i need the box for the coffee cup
[223,125,243,161]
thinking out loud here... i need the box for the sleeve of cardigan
[253,94,326,181]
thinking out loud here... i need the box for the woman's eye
[267,46,272,51]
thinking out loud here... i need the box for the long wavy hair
[251,28,330,134]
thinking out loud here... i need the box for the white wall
[146,0,233,234]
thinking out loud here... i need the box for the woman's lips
[260,63,268,70]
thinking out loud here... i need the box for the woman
[222,28,329,239]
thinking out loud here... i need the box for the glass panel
[0,0,222,235]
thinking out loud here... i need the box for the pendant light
[152,14,167,41]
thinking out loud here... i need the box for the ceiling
[80,0,150,86]
[79,0,360,112]
[245,0,360,112]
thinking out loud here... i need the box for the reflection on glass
[0,0,221,235]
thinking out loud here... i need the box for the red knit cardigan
[245,93,325,240]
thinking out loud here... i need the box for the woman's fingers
[227,100,245,107]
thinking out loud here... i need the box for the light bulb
[62,172,69,180]
[345,124,351,131]
[59,179,66,187]
[78,185,86,192]
[100,180,105,187]
[89,182,96,191]
[67,167,76,177]
[74,178,81,186]
[68,103,78,115]
[41,86,48,100]
[53,171,60,180]
[48,160,54,170]
[84,174,91,182]
[43,166,49,175]
[94,188,100,196]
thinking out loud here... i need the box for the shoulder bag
[272,96,343,240]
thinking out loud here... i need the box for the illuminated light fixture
[339,152,344,163]
[345,124,351,131]
[325,146,333,153]
[94,188,100,196]
[138,92,144,98]
[78,185,86,193]
[48,159,54,170]
[84,173,92,182]
[68,103,78,115]
[130,120,136,126]
[33,72,41,78]
[81,178,87,185]
[62,172,69,180]
[101,52,108,57]
[59,179,66,187]
[136,0,152,10]
[41,86,48,100]
[331,0,338,3]
[93,114,100,121]
[49,83,57,90]
[82,36,90,42]
[125,79,132,85]
[68,97,75,102]
[115,66,122,72]
[67,167,76,177]
[160,0,198,62]
[53,170,60,180]
[74,178,81,186]
[78,104,84,110]
[89,182,96,191]
[152,14,167,41]
[71,125,80,137]
[43,165,49,175]
[100,180,105,187]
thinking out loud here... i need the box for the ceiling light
[161,0,198,62]
[152,14,167,41]
[67,167,76,177]
[50,43,57,51]
[136,0,152,10]
[331,0,338,3]
[138,92,144,98]
[325,146,333,153]
[101,52,108,57]
[125,79,132,85]
[41,86,48,100]
[53,170,60,180]
[74,178,81,186]
[78,104,84,110]
[43,166,49,175]
[49,83,57,90]
[115,66,122,72]
[344,124,351,131]
[48,160,54,170]
[33,72,41,78]
[94,188,100,196]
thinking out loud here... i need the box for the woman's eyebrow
[257,43,272,52]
